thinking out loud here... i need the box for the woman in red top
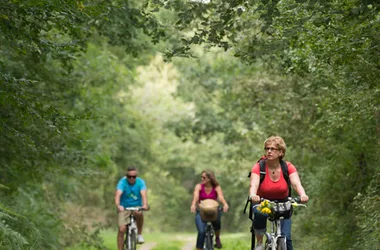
[190,170,229,250]
[249,136,309,250]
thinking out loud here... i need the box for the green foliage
[1,0,167,249]
[351,165,380,250]
[0,211,29,250]
[2,1,379,249]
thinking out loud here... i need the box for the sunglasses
[201,176,207,179]
[264,147,279,152]
[127,175,137,179]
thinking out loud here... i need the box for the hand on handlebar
[190,205,196,213]
[249,194,261,203]
[223,204,229,212]
[300,195,309,203]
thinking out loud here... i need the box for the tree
[0,0,166,248]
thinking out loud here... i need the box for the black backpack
[247,157,292,197]
[244,157,291,220]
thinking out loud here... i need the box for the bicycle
[204,221,215,250]
[199,207,223,250]
[244,197,306,250]
[123,207,146,250]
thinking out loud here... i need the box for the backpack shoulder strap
[259,159,266,184]
[247,156,267,178]
[280,160,291,196]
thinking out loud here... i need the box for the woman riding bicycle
[249,136,309,250]
[190,170,229,249]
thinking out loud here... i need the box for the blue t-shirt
[116,177,147,207]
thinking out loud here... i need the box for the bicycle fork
[267,220,286,250]
[126,218,137,250]
[204,223,214,250]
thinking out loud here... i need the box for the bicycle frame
[124,207,140,250]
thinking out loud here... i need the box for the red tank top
[199,184,218,201]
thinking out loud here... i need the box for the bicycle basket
[271,201,293,220]
[199,199,219,222]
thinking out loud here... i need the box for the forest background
[1,0,379,249]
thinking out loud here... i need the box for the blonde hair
[264,136,286,159]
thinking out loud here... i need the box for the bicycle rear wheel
[276,237,286,250]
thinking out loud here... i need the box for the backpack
[247,156,292,197]
[244,156,291,220]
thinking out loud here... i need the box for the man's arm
[115,189,124,211]
[140,189,148,210]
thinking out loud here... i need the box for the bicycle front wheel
[205,232,214,250]
[276,237,286,250]
[130,229,137,250]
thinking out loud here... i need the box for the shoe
[137,235,145,244]
[254,244,264,250]
[215,237,222,248]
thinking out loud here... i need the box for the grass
[65,230,192,250]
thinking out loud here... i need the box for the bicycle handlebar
[124,206,150,211]
[252,197,303,203]
[244,197,306,214]
[253,197,307,207]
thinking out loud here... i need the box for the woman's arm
[215,186,229,212]
[289,172,309,203]
[190,184,201,213]
[249,173,261,202]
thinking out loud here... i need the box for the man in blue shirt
[115,166,148,250]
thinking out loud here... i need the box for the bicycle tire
[205,233,212,250]
[204,226,214,250]
[130,229,137,250]
[276,237,286,250]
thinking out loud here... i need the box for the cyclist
[249,136,309,250]
[190,170,229,249]
[115,166,149,250]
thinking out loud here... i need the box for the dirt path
[178,235,196,250]
[181,240,195,250]
[138,242,157,250]
[135,235,195,250]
